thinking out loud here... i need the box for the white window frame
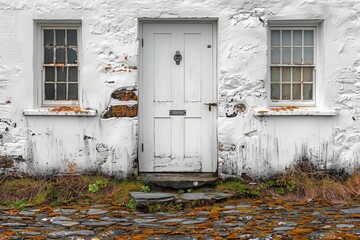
[268,20,322,107]
[34,20,81,107]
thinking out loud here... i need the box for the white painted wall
[0,0,359,178]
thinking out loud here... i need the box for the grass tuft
[0,175,144,208]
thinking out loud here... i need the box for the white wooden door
[140,23,216,172]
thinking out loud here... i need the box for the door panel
[140,23,216,172]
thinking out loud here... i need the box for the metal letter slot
[169,110,186,116]
[173,51,182,65]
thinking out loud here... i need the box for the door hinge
[142,38,144,47]
[142,143,144,152]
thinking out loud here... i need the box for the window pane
[56,30,65,45]
[67,48,77,64]
[45,84,55,100]
[271,30,280,46]
[293,30,302,46]
[293,84,301,100]
[293,47,302,64]
[271,84,280,100]
[282,47,291,64]
[44,48,54,63]
[68,67,78,82]
[282,30,291,46]
[57,83,66,100]
[44,30,54,46]
[57,67,67,82]
[304,30,314,46]
[67,30,77,46]
[271,47,280,64]
[282,84,291,100]
[282,67,291,82]
[68,84,78,100]
[303,67,313,82]
[303,84,313,100]
[304,48,314,64]
[293,67,301,82]
[271,67,280,82]
[56,48,65,64]
[45,67,55,82]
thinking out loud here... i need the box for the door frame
[138,18,218,173]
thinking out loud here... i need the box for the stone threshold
[138,173,219,189]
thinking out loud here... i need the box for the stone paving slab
[0,198,360,239]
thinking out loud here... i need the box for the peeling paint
[0,0,359,179]
[111,87,138,101]
[102,105,138,119]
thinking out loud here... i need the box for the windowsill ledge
[253,107,337,116]
[23,107,98,117]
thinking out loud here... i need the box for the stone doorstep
[138,173,218,189]
[130,191,234,206]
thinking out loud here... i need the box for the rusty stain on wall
[111,87,138,101]
[102,105,138,118]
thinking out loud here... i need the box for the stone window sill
[253,107,337,116]
[23,107,98,117]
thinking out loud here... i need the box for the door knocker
[174,51,182,65]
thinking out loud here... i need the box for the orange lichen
[49,106,85,113]
[287,228,314,235]
[38,206,53,213]
[132,234,148,240]
[227,233,240,239]
[270,106,299,112]
[185,212,199,217]
[142,229,155,234]
[166,222,179,226]
[9,209,20,215]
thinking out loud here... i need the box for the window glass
[42,26,79,103]
[293,84,301,100]
[44,30,54,46]
[304,48,314,64]
[304,30,314,46]
[45,67,55,82]
[282,84,291,100]
[293,30,302,46]
[271,47,280,64]
[271,67,280,82]
[57,83,66,100]
[271,30,280,46]
[56,30,65,45]
[282,47,291,64]
[282,30,291,46]
[271,84,280,100]
[45,84,55,100]
[293,47,302,64]
[292,67,301,82]
[282,67,291,82]
[303,67,313,82]
[269,26,316,103]
[67,30,77,46]
[303,84,313,100]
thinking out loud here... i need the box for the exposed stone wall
[0,0,359,178]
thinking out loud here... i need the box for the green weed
[140,185,151,192]
[12,199,28,210]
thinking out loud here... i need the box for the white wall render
[0,0,359,179]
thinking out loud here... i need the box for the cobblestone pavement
[0,197,360,239]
